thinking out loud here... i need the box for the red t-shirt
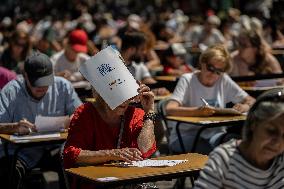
[163,64,192,75]
[63,102,156,169]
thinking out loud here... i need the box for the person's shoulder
[50,50,64,61]
[70,102,94,122]
[211,139,238,158]
[1,78,24,98]
[54,76,72,86]
[53,76,74,91]
[78,53,90,60]
[180,72,195,80]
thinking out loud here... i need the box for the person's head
[92,87,131,117]
[9,30,31,60]
[198,44,232,86]
[24,52,54,100]
[204,15,221,32]
[66,29,88,61]
[163,43,186,68]
[120,31,147,64]
[242,88,284,162]
[237,30,267,73]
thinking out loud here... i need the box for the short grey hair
[243,88,284,141]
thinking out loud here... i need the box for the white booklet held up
[79,46,139,110]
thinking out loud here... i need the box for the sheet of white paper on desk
[35,116,68,132]
[120,160,188,167]
[79,46,139,110]
[10,133,61,140]
[96,177,119,182]
[254,79,279,87]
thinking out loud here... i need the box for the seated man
[0,52,82,188]
[51,29,90,82]
[120,31,169,95]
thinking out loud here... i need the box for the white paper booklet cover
[79,46,139,110]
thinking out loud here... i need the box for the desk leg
[191,127,206,153]
[176,122,186,153]
[3,141,9,157]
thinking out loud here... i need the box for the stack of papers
[117,159,188,167]
[10,133,61,141]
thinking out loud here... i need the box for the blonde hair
[199,44,232,73]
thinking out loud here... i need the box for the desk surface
[241,85,284,91]
[154,94,171,101]
[166,115,246,125]
[66,153,207,186]
[154,76,177,82]
[0,133,67,144]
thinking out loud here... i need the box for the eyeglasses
[205,63,225,75]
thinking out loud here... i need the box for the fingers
[18,119,37,132]
[233,103,248,113]
[113,148,143,162]
[137,84,150,94]
[199,106,215,116]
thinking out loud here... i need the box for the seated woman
[165,44,255,154]
[230,29,282,77]
[194,88,284,188]
[63,84,157,188]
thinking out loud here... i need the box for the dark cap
[24,52,54,87]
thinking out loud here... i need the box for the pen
[200,97,209,106]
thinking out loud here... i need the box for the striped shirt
[194,139,284,189]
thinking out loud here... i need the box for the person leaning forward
[63,83,157,189]
[0,51,82,188]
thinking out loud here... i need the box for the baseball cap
[69,29,88,53]
[24,52,54,87]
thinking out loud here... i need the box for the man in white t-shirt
[166,45,255,154]
[120,31,169,95]
[51,29,90,82]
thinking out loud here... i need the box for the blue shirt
[0,76,82,168]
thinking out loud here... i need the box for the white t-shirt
[169,72,248,142]
[127,61,151,81]
[191,28,225,47]
[51,50,90,74]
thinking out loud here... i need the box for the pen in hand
[200,97,209,106]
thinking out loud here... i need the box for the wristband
[143,111,159,122]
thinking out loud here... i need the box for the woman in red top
[63,84,156,188]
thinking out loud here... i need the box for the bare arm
[77,148,143,165]
[137,84,156,153]
[165,100,215,117]
[267,53,282,73]
[0,120,36,135]
[233,95,255,113]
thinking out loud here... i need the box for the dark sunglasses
[205,63,225,75]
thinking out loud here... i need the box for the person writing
[195,88,284,188]
[165,44,255,154]
[0,52,82,188]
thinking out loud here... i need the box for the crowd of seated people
[1,1,284,188]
